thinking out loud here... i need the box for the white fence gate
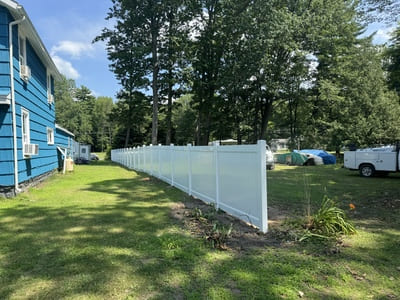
[111,140,268,232]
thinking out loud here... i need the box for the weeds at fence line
[205,222,233,250]
[188,205,234,250]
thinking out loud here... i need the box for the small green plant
[104,146,112,160]
[300,196,356,241]
[206,222,233,250]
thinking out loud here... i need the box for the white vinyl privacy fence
[111,140,268,232]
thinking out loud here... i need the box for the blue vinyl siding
[0,6,12,186]
[0,5,61,187]
[55,128,73,148]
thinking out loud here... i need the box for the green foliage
[1,163,400,298]
[302,196,356,241]
[104,145,112,161]
[55,77,115,150]
[172,94,196,145]
[385,23,400,95]
[94,0,400,149]
[206,222,233,250]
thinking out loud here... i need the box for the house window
[47,73,54,104]
[19,35,26,66]
[21,108,30,145]
[47,127,54,145]
[19,34,30,82]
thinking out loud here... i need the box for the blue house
[0,0,74,196]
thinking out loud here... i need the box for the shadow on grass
[0,163,398,298]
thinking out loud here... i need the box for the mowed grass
[0,161,398,299]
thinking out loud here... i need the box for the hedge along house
[0,0,73,196]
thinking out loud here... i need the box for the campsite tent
[276,152,308,166]
[298,149,336,165]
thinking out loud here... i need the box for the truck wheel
[359,164,375,177]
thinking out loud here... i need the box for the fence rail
[111,140,267,232]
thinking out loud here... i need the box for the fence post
[258,140,268,233]
[170,144,174,186]
[213,141,220,210]
[150,144,154,176]
[142,145,146,171]
[132,148,134,169]
[158,144,161,178]
[128,148,131,169]
[187,143,192,196]
[131,148,134,169]
[133,147,136,170]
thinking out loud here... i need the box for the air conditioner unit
[47,93,54,104]
[23,143,39,156]
[20,65,31,81]
[0,93,11,105]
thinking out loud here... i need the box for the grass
[0,162,399,299]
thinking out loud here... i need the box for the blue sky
[18,0,120,100]
[17,1,397,101]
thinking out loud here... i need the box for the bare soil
[170,195,290,251]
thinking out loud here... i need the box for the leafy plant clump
[205,222,233,250]
[301,196,356,241]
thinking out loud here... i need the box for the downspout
[9,15,26,193]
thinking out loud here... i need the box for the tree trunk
[151,19,159,146]
[166,68,173,145]
[259,100,273,141]
[196,110,201,146]
[124,127,130,148]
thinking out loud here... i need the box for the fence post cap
[257,140,266,145]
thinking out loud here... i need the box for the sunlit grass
[0,161,398,299]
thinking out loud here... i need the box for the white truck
[344,145,400,177]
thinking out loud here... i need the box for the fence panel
[111,140,267,232]
[190,146,216,205]
[172,146,189,193]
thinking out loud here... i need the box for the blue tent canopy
[296,149,336,165]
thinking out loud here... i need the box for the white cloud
[373,27,395,45]
[52,55,80,79]
[51,41,95,59]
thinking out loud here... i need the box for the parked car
[266,145,275,170]
[90,153,99,161]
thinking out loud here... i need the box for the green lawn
[0,161,399,299]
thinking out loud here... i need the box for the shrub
[300,196,356,241]
[105,146,112,160]
[206,222,233,250]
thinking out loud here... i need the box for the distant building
[0,0,74,196]
[270,138,289,152]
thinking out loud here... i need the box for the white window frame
[21,108,30,146]
[47,71,54,104]
[18,32,31,83]
[18,33,27,68]
[47,127,54,145]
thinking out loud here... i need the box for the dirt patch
[170,196,291,251]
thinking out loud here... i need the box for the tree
[73,86,96,145]
[304,35,400,151]
[93,97,114,151]
[55,76,79,134]
[172,94,197,145]
[385,24,400,95]
[158,0,194,145]
[96,0,189,145]
[110,91,150,148]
